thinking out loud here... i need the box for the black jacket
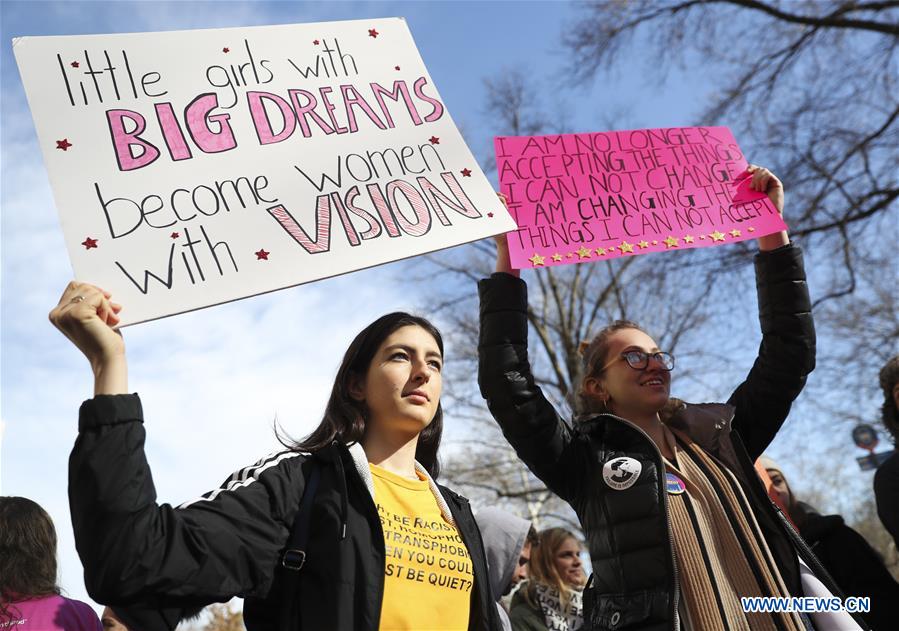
[874,451,899,548]
[478,245,864,630]
[69,394,500,631]
[797,505,899,631]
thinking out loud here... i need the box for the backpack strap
[280,459,322,571]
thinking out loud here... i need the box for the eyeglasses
[602,350,675,372]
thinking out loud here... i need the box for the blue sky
[0,0,798,615]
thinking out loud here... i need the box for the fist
[49,282,125,368]
[747,164,784,215]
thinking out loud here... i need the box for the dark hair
[289,312,445,478]
[0,497,60,617]
[880,356,899,443]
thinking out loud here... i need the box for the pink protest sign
[494,127,787,268]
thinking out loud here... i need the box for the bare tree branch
[721,0,899,36]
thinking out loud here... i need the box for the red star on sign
[82,237,98,249]
[395,65,401,71]
[70,61,80,68]
[461,168,472,177]
[255,249,270,260]
[487,212,494,218]
[368,28,379,38]
[222,47,230,53]
[313,39,320,45]
[170,232,180,239]
[56,139,72,151]
[428,136,440,145]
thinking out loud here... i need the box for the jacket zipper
[339,446,490,631]
[444,491,492,631]
[602,413,681,631]
[337,446,387,631]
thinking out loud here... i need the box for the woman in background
[510,528,586,631]
[762,455,899,631]
[0,496,103,631]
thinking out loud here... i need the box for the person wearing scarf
[510,528,586,631]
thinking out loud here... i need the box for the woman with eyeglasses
[478,166,866,630]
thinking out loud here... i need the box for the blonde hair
[524,528,585,611]
[576,320,684,422]
[576,320,642,415]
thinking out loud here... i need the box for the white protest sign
[14,18,514,325]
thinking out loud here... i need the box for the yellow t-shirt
[370,463,473,631]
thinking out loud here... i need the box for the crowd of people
[1,165,898,631]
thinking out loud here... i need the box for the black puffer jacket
[69,394,500,631]
[795,504,899,631]
[478,245,863,630]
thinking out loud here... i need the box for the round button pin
[602,457,642,490]
[666,472,686,495]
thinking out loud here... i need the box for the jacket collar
[576,402,736,456]
[666,402,735,455]
[346,442,455,526]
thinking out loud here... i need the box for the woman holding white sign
[50,296,501,631]
[478,166,867,630]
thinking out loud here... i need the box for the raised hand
[49,282,128,394]
[747,164,789,251]
[492,192,519,277]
